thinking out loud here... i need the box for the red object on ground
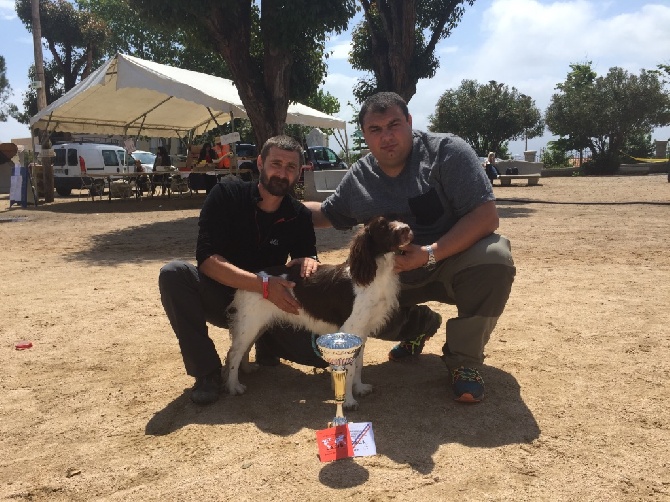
[15,341,33,350]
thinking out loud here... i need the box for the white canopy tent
[29,53,346,138]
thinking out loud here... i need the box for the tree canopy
[78,0,232,78]
[428,79,544,157]
[16,0,108,92]
[11,60,66,124]
[545,62,670,171]
[0,55,18,122]
[349,0,475,103]
[128,0,356,148]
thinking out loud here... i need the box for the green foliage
[581,151,620,175]
[541,140,571,168]
[546,62,670,172]
[128,0,356,147]
[428,79,544,157]
[0,55,18,122]
[79,0,229,75]
[622,131,655,160]
[11,60,66,124]
[16,0,109,91]
[350,0,474,103]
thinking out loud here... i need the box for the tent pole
[230,111,238,175]
[125,96,173,130]
[206,107,222,129]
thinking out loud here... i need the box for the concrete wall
[303,169,346,202]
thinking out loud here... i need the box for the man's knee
[468,234,514,268]
[453,263,515,317]
[159,260,195,291]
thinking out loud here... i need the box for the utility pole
[31,0,54,202]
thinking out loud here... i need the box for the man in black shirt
[159,135,322,405]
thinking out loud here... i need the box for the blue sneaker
[451,367,484,403]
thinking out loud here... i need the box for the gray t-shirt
[321,130,494,246]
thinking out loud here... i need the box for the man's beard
[259,170,293,196]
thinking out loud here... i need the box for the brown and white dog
[224,216,413,410]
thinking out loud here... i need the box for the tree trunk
[204,2,290,149]
[31,0,54,202]
[364,0,418,101]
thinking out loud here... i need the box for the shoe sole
[454,392,483,403]
[388,353,422,363]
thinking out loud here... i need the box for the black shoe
[191,368,223,405]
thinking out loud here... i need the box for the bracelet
[262,275,269,299]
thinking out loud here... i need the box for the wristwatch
[422,245,436,269]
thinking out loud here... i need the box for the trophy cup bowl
[316,332,363,427]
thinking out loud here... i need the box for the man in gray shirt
[305,92,516,403]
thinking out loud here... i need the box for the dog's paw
[240,360,259,374]
[354,382,373,396]
[343,396,359,411]
[225,381,247,396]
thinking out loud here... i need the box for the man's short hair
[358,92,410,128]
[260,135,303,163]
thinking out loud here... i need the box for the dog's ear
[348,226,378,286]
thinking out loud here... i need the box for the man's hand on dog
[266,275,301,314]
[266,257,320,315]
[393,243,426,272]
[286,256,320,278]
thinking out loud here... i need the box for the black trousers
[158,261,327,379]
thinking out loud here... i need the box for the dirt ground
[1,174,669,501]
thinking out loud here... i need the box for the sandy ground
[1,174,669,501]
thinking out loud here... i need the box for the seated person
[213,141,233,169]
[483,152,500,182]
[198,143,217,164]
[192,143,219,193]
[134,159,149,194]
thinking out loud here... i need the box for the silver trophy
[315,332,363,427]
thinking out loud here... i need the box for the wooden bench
[498,174,541,186]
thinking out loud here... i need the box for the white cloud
[322,72,359,123]
[331,0,670,150]
[437,45,460,56]
[0,0,16,20]
[424,0,670,114]
[328,41,352,60]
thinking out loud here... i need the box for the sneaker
[388,312,442,361]
[450,366,484,403]
[190,368,223,405]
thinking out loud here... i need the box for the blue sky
[2,0,670,157]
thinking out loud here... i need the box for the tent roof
[30,53,345,138]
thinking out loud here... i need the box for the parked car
[52,142,134,196]
[304,146,347,170]
[234,143,258,176]
[130,150,156,172]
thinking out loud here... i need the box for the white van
[52,142,134,196]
